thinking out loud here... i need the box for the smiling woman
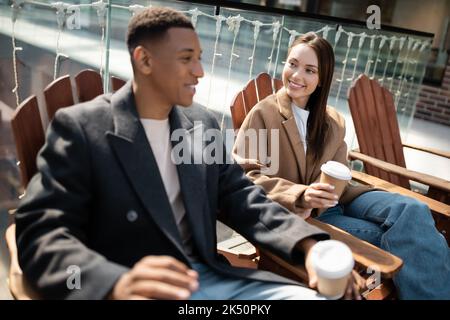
[281,32,335,162]
[232,31,450,300]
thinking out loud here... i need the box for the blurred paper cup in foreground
[310,240,355,299]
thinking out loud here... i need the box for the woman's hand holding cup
[299,182,339,209]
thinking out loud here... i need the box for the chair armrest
[403,143,450,160]
[217,236,258,259]
[307,219,403,278]
[219,218,403,278]
[348,150,450,193]
[261,218,403,280]
[351,170,450,218]
[217,236,258,269]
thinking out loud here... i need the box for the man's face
[147,27,204,107]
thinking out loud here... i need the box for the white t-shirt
[291,102,310,153]
[140,118,196,259]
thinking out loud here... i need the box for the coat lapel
[276,88,307,182]
[105,82,186,254]
[169,107,212,256]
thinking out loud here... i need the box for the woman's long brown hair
[288,32,335,161]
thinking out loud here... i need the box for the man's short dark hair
[126,7,194,55]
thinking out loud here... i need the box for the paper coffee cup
[310,240,355,300]
[320,161,352,199]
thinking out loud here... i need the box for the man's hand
[343,270,366,300]
[109,256,199,300]
[299,183,338,209]
[304,244,364,300]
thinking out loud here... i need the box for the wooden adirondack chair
[347,74,450,205]
[5,69,106,299]
[226,72,450,299]
[8,95,45,299]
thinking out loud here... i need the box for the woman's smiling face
[282,43,320,108]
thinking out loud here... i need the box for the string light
[189,8,200,28]
[334,32,354,107]
[11,0,25,107]
[370,35,386,80]
[221,14,243,130]
[6,0,430,130]
[127,4,146,15]
[379,36,396,85]
[347,32,366,82]
[248,20,262,80]
[395,38,417,107]
[267,21,281,75]
[389,36,406,92]
[92,0,107,78]
[206,15,225,110]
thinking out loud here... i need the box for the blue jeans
[189,263,327,300]
[317,191,450,300]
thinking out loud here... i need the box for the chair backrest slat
[242,78,258,115]
[230,92,246,130]
[111,76,126,92]
[255,73,273,101]
[348,77,383,179]
[44,75,74,121]
[273,78,283,91]
[75,69,104,103]
[348,74,410,188]
[10,96,45,188]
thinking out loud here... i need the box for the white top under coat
[140,118,196,259]
[291,102,310,154]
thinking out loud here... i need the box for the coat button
[127,210,138,222]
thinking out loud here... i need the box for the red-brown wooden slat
[75,69,104,103]
[370,77,404,186]
[351,76,384,179]
[380,85,410,187]
[230,92,246,130]
[273,78,283,91]
[242,79,258,115]
[111,76,126,92]
[10,96,45,188]
[255,73,273,101]
[44,75,74,121]
[348,86,381,179]
[363,76,393,181]
[359,76,390,181]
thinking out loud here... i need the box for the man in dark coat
[15,7,355,300]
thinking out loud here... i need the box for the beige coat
[232,87,374,217]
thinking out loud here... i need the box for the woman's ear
[132,46,152,75]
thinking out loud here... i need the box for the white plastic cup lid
[320,161,352,181]
[311,240,355,279]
